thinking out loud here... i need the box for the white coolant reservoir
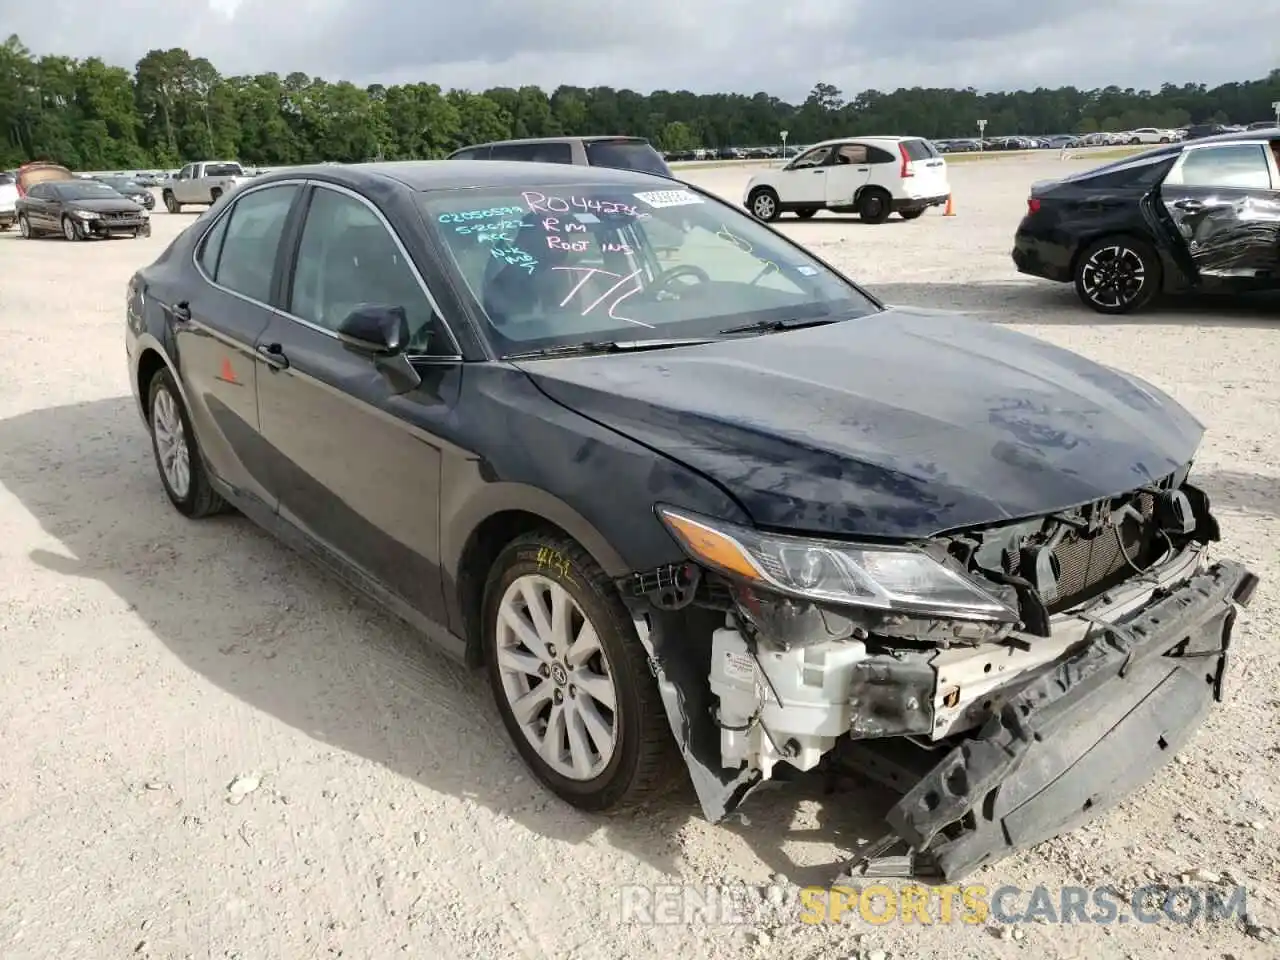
[708,625,870,778]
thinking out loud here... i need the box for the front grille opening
[1003,491,1159,613]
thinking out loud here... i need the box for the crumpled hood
[516,308,1205,539]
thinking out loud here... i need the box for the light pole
[1273,101,1280,128]
[780,129,788,166]
[977,119,987,151]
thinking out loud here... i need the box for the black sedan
[94,175,157,210]
[17,178,151,240]
[1013,128,1280,313]
[126,160,1256,882]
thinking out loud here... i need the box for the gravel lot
[1,154,1278,960]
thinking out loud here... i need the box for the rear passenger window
[211,184,298,303]
[1168,144,1274,190]
[902,140,935,161]
[490,143,539,161]
[198,214,230,277]
[866,146,896,164]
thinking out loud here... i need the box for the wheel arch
[444,484,633,667]
[132,335,193,425]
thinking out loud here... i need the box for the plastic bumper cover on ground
[842,558,1258,882]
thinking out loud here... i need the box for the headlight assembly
[656,505,1018,622]
[74,210,101,219]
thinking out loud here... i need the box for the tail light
[1027,197,1041,213]
[899,142,913,178]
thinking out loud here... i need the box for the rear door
[1159,141,1280,278]
[178,180,304,515]
[22,183,55,230]
[825,143,873,206]
[900,138,949,198]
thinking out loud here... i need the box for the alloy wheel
[494,574,618,781]
[151,385,192,499]
[1080,244,1146,309]
[751,193,776,220]
[62,217,78,241]
[18,215,29,238]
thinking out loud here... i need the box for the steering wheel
[650,264,712,297]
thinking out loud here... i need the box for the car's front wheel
[1074,235,1161,315]
[62,216,83,241]
[747,188,781,222]
[18,214,32,238]
[147,367,227,518]
[482,532,677,812]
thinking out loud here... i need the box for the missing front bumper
[839,558,1256,882]
[631,557,1257,881]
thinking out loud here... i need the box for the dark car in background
[123,158,1255,883]
[17,177,150,240]
[94,175,157,210]
[447,136,673,178]
[1013,129,1280,313]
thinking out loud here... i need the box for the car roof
[250,159,675,193]
[460,136,649,148]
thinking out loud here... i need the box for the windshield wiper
[717,316,843,336]
[504,338,717,361]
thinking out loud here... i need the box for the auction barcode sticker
[633,189,705,208]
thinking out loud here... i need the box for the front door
[825,143,873,206]
[254,182,464,623]
[172,181,303,517]
[1159,141,1280,279]
[778,144,836,205]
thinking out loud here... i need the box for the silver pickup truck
[161,161,251,213]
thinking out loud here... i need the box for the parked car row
[5,161,151,239]
[121,144,1258,887]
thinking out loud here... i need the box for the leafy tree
[1,34,1278,169]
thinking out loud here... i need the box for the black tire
[1128,137,1141,145]
[482,531,679,812]
[209,188,222,204]
[1073,235,1162,315]
[146,367,227,518]
[794,208,817,220]
[62,216,83,241]
[857,189,891,224]
[898,208,925,220]
[17,214,32,239]
[747,188,781,222]
[163,190,181,214]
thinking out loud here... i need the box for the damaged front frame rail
[628,559,1258,884]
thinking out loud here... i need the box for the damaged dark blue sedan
[125,160,1258,882]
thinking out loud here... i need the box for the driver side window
[790,146,833,169]
[288,186,455,356]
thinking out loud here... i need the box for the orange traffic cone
[943,194,955,217]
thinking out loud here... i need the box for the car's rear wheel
[18,214,31,238]
[482,532,677,812]
[1074,236,1161,315]
[147,367,226,518]
[62,216,82,241]
[163,190,181,214]
[898,208,925,220]
[748,188,781,222]
[209,188,222,204]
[794,208,817,220]
[857,188,892,224]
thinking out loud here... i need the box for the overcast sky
[7,0,1275,101]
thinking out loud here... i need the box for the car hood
[72,197,144,213]
[516,308,1205,540]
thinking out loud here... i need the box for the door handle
[856,167,869,172]
[1174,199,1205,212]
[256,342,289,370]
[813,169,825,174]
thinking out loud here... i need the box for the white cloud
[6,0,1276,101]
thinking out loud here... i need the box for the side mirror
[336,304,410,356]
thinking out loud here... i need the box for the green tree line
[2,34,1278,170]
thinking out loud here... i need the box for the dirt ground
[1,153,1278,960]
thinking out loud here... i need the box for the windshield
[59,181,125,200]
[420,182,878,355]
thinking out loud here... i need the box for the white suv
[743,137,950,223]
[0,172,17,231]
